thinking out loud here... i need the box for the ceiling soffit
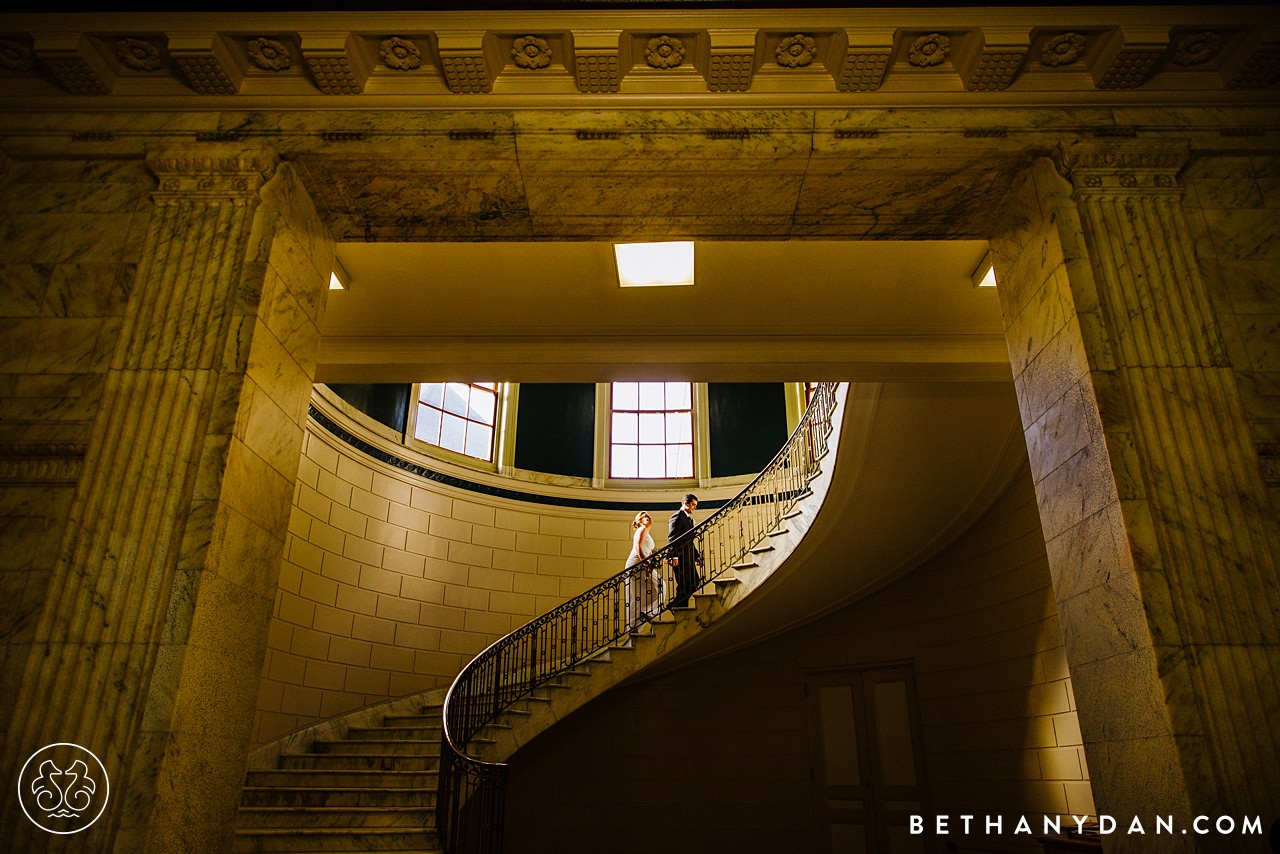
[0,8,1277,107]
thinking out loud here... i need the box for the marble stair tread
[382,715,440,727]
[348,726,441,738]
[749,543,776,554]
[237,805,435,826]
[279,754,439,771]
[312,742,437,756]
[245,770,437,788]
[232,825,439,853]
[241,787,436,807]
[315,737,438,746]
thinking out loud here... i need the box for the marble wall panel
[1186,154,1280,513]
[0,263,49,317]
[0,155,154,839]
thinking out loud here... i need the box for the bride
[624,511,662,621]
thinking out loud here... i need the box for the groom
[667,493,702,608]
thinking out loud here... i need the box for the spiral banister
[438,382,839,853]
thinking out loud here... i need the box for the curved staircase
[235,382,846,853]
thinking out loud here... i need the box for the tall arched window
[412,382,498,461]
[609,381,694,478]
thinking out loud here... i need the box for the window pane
[638,412,664,444]
[638,382,664,410]
[414,382,499,462]
[612,412,637,444]
[611,444,637,478]
[666,411,692,443]
[638,445,664,478]
[443,382,471,417]
[469,387,496,424]
[610,380,694,479]
[665,381,691,409]
[414,404,442,443]
[668,444,693,478]
[819,685,861,786]
[614,382,638,410]
[440,412,467,454]
[464,423,493,460]
[419,382,445,408]
[873,681,917,786]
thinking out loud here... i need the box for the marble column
[991,144,1280,852]
[0,145,332,852]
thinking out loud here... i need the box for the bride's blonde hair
[632,511,651,529]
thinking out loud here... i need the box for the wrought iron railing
[438,382,839,853]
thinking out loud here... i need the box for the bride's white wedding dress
[624,529,661,620]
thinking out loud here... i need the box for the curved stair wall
[502,461,1093,852]
[234,383,841,853]
[254,390,747,746]
[438,383,846,853]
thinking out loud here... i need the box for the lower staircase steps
[234,706,443,853]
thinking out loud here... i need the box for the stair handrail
[438,382,839,853]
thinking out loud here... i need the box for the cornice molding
[0,8,1277,108]
[0,442,87,485]
[1054,138,1191,170]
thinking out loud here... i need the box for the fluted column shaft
[996,143,1279,852]
[0,147,280,853]
[1059,141,1280,829]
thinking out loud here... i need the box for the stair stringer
[468,382,848,765]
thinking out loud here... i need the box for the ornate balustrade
[438,381,838,854]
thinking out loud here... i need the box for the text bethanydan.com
[909,814,1264,838]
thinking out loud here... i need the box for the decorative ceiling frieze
[0,9,1275,105]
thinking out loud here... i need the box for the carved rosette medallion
[117,38,162,71]
[645,35,685,69]
[512,35,551,69]
[1042,32,1086,67]
[247,37,291,71]
[909,33,950,68]
[380,37,422,71]
[776,34,816,68]
[1174,31,1222,66]
[0,39,35,72]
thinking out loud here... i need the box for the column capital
[1052,139,1190,192]
[144,144,279,200]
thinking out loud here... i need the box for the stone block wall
[253,413,670,744]
[503,463,1090,853]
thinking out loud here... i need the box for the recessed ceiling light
[614,241,695,287]
[330,259,351,290]
[971,251,998,288]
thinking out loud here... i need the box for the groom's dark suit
[667,507,702,608]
